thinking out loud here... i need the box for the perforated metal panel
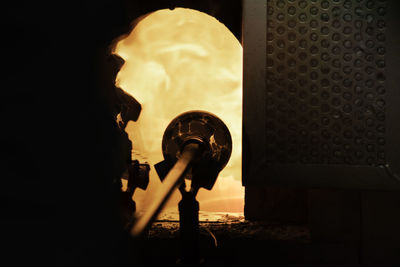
[243,0,400,190]
[265,0,387,165]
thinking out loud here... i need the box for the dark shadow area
[2,1,138,266]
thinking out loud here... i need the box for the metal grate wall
[265,0,387,165]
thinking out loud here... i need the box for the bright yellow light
[114,8,243,213]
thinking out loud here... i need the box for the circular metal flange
[161,110,232,190]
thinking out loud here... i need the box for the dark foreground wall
[2,1,137,266]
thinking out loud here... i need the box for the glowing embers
[114,8,243,214]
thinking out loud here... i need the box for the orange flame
[114,8,243,214]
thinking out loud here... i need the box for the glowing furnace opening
[113,8,243,215]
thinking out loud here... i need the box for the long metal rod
[130,143,199,237]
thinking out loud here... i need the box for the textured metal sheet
[242,0,400,190]
[265,0,387,165]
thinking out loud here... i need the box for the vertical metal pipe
[178,191,200,263]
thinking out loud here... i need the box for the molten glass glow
[114,8,243,214]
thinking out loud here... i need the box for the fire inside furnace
[113,8,243,215]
